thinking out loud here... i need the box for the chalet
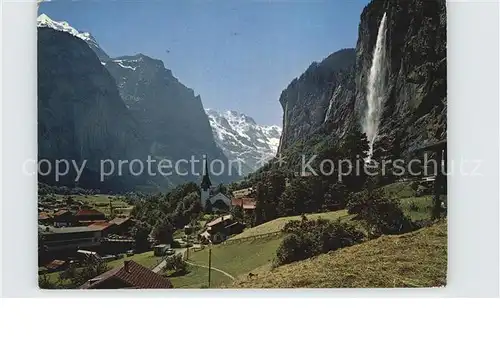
[231,197,256,212]
[80,260,173,289]
[53,210,75,227]
[88,222,117,237]
[108,217,134,235]
[38,212,52,225]
[44,259,68,272]
[199,214,244,244]
[75,209,106,223]
[206,214,233,233]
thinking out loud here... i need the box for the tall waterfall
[364,12,388,159]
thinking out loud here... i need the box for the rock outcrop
[38,28,143,191]
[354,0,447,154]
[277,0,446,159]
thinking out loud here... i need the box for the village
[37,167,259,289]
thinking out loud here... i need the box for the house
[44,259,68,272]
[88,222,117,237]
[75,209,106,223]
[38,212,52,225]
[231,197,257,211]
[108,217,134,235]
[206,214,233,233]
[53,209,74,227]
[80,260,173,289]
[199,215,243,244]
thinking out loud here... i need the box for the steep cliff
[104,55,236,186]
[38,14,237,191]
[277,0,446,160]
[278,48,356,154]
[355,0,447,154]
[38,27,144,190]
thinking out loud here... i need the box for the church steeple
[200,158,212,191]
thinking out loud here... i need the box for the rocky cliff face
[38,27,144,190]
[38,14,237,191]
[104,55,236,187]
[278,49,356,153]
[278,0,446,158]
[355,0,447,154]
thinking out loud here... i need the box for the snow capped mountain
[37,13,109,60]
[206,109,282,175]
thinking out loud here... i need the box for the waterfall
[364,12,388,159]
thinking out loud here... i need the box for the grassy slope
[187,235,283,282]
[232,221,447,289]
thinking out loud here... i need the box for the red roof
[109,217,132,226]
[231,197,256,209]
[76,209,105,217]
[88,222,115,230]
[38,212,52,220]
[45,260,66,270]
[54,209,71,217]
[80,261,173,289]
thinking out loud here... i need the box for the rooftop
[207,214,233,227]
[38,225,100,235]
[80,260,173,289]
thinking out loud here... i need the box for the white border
[1,0,499,297]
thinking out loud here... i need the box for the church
[200,160,232,211]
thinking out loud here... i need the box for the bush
[274,218,364,266]
[162,253,188,276]
[347,190,413,236]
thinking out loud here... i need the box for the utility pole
[208,240,212,288]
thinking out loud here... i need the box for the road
[151,246,235,281]
[184,261,235,280]
[151,248,187,273]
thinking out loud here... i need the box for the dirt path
[185,261,235,280]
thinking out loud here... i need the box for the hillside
[232,221,447,288]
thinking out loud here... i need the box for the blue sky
[40,0,369,125]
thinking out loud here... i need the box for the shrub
[162,253,188,276]
[274,218,364,266]
[347,190,413,236]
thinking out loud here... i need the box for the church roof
[200,159,212,190]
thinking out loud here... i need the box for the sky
[40,0,369,126]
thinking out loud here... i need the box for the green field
[400,195,435,221]
[54,194,133,216]
[188,235,283,281]
[379,181,417,198]
[168,265,232,288]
